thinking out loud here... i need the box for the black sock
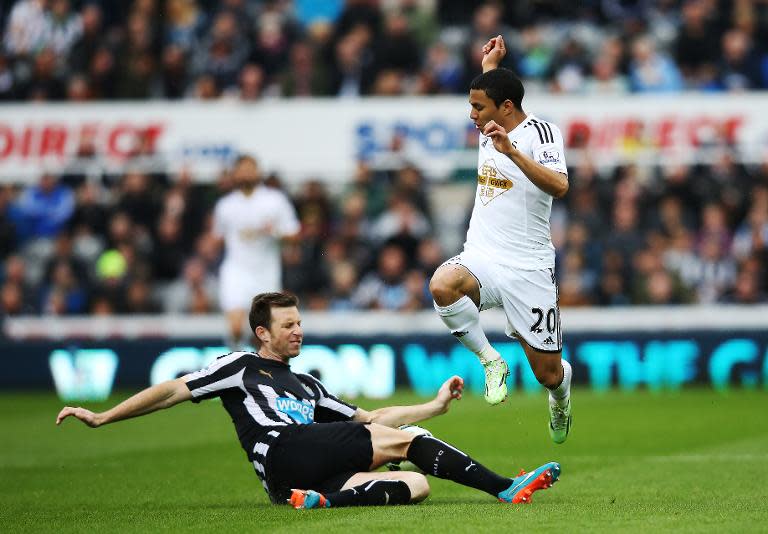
[406,435,511,496]
[324,479,411,507]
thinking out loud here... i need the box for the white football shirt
[464,114,568,270]
[213,185,300,286]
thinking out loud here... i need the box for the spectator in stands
[718,28,762,91]
[370,194,431,253]
[164,0,206,53]
[45,0,81,57]
[0,186,18,259]
[117,171,160,236]
[193,10,249,91]
[161,44,190,98]
[674,0,720,89]
[249,8,294,79]
[420,41,463,94]
[732,196,768,261]
[4,0,49,59]
[20,47,65,100]
[329,25,375,96]
[234,63,264,100]
[2,254,35,309]
[722,267,765,304]
[162,256,218,313]
[68,3,102,74]
[401,269,430,311]
[10,173,75,242]
[40,259,87,314]
[628,35,683,92]
[123,278,161,314]
[0,280,32,315]
[114,14,157,99]
[352,243,409,310]
[327,260,358,311]
[279,40,329,96]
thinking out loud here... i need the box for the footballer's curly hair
[249,292,299,337]
[470,68,525,110]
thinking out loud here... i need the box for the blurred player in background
[213,155,300,349]
[429,36,573,443]
[56,292,561,509]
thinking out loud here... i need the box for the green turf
[1,389,767,533]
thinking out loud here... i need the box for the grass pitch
[1,389,767,533]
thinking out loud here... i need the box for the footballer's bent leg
[289,471,422,509]
[367,424,561,504]
[521,340,572,444]
[366,423,417,468]
[430,264,508,405]
[342,471,429,503]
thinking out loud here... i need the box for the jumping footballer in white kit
[429,36,573,444]
[213,154,300,349]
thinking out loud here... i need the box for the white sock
[434,296,498,362]
[549,359,572,406]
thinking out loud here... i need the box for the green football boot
[548,396,572,444]
[481,357,509,405]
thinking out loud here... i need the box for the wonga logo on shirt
[275,397,315,424]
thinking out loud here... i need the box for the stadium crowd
[0,149,766,316]
[2,0,768,101]
[0,0,767,317]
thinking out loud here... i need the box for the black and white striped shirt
[185,352,357,489]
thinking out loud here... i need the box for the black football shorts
[263,421,374,504]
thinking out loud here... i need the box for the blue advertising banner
[2,331,767,401]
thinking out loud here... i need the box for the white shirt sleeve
[531,123,568,176]
[212,199,227,239]
[274,192,301,237]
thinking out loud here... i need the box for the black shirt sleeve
[185,352,247,403]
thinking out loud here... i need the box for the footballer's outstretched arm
[353,376,464,427]
[55,378,192,428]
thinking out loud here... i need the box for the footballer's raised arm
[352,376,464,428]
[481,35,506,73]
[55,378,192,428]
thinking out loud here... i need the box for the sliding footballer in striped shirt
[56,292,561,508]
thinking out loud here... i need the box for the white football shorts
[441,250,562,353]
[218,262,280,312]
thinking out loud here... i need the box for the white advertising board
[1,94,767,184]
